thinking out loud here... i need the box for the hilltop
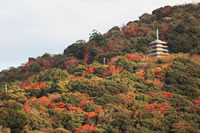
[0,3,200,133]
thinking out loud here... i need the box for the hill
[1,3,200,133]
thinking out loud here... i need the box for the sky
[0,0,199,71]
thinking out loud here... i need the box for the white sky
[0,0,199,70]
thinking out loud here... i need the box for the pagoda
[149,29,168,57]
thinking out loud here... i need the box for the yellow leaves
[72,92,90,102]
[117,92,135,105]
[48,93,61,101]
[163,17,173,21]
[56,79,69,93]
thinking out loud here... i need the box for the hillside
[1,3,200,133]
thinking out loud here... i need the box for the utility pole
[5,84,7,93]
[103,57,106,65]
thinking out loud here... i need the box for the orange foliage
[95,106,102,113]
[108,56,120,64]
[68,106,83,111]
[86,112,97,117]
[155,69,165,78]
[125,54,142,60]
[74,124,96,132]
[160,63,171,68]
[117,93,134,104]
[49,94,61,100]
[161,91,174,98]
[190,55,200,64]
[80,100,91,107]
[24,106,31,113]
[102,65,120,77]
[144,102,171,115]
[153,80,164,89]
[137,70,145,79]
[21,82,47,91]
[84,67,96,76]
[38,96,52,106]
[86,106,102,118]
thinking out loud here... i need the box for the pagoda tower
[149,29,168,57]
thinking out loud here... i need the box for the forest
[0,2,200,133]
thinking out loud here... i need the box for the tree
[0,100,28,132]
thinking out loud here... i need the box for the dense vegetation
[1,3,200,133]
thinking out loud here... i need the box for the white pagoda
[149,29,168,57]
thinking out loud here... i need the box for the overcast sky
[0,0,198,70]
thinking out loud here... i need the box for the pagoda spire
[148,29,168,57]
[157,29,159,40]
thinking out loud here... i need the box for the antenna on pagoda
[157,29,159,40]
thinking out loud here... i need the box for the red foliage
[83,53,89,64]
[31,82,47,89]
[74,124,96,132]
[161,91,174,98]
[24,60,35,71]
[176,107,181,110]
[103,32,110,36]
[21,82,47,91]
[108,56,120,64]
[68,106,83,111]
[38,96,51,106]
[95,106,102,113]
[24,97,37,112]
[40,58,51,71]
[125,27,139,36]
[125,54,142,60]
[24,106,31,113]
[65,58,78,69]
[24,96,66,112]
[102,65,119,77]
[84,67,96,76]
[51,102,66,108]
[192,99,200,107]
[155,69,165,78]
[86,106,102,118]
[131,106,135,110]
[161,6,172,16]
[125,45,129,48]
[21,83,31,90]
[144,102,171,115]
[193,107,196,112]
[86,112,97,117]
[0,93,3,97]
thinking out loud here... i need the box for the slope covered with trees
[1,3,200,133]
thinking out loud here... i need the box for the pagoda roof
[150,39,167,44]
